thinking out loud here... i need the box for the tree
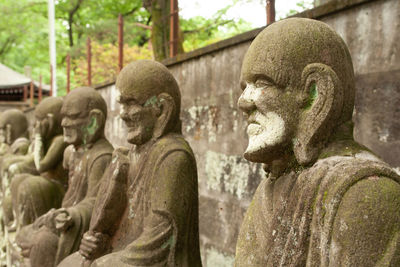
[143,0,184,61]
[180,4,252,52]
[0,0,262,95]
[0,0,53,84]
[72,41,152,87]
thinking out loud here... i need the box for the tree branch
[0,36,15,56]
[122,5,140,17]
[68,0,84,47]
[183,19,234,35]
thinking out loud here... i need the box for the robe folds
[10,134,68,227]
[60,133,202,267]
[236,151,400,266]
[16,138,113,266]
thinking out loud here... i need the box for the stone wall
[73,0,400,265]
[0,102,29,112]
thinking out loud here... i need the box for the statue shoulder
[339,175,400,217]
[330,175,400,265]
[85,138,114,169]
[89,138,114,157]
[152,133,195,159]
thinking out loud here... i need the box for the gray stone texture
[83,0,400,264]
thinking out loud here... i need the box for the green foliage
[73,41,152,87]
[284,0,314,18]
[181,8,253,52]
[0,0,262,95]
[0,1,52,86]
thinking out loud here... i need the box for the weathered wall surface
[0,102,29,112]
[94,0,400,265]
[322,0,400,167]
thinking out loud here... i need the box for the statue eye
[255,80,272,88]
[67,113,80,120]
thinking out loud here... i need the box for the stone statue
[15,87,113,267]
[0,109,29,157]
[235,18,400,266]
[0,109,29,263]
[6,97,68,230]
[59,60,202,267]
[0,109,30,228]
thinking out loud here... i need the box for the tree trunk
[145,0,183,61]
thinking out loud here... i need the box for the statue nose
[238,94,256,114]
[61,118,72,127]
[120,108,130,121]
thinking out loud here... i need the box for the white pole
[48,0,57,96]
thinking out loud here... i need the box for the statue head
[61,87,107,147]
[0,109,28,145]
[34,97,63,139]
[116,60,181,145]
[238,18,355,166]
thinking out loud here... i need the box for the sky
[180,0,314,28]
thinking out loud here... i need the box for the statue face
[238,74,300,163]
[61,110,89,146]
[119,96,157,145]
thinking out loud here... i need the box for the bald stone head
[61,87,107,147]
[35,97,63,120]
[239,18,355,165]
[116,60,182,145]
[0,109,28,144]
[34,97,64,138]
[117,60,181,116]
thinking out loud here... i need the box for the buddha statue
[0,109,29,157]
[60,60,202,267]
[15,87,113,267]
[235,18,400,266]
[0,109,30,229]
[5,97,68,230]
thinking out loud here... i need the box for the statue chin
[64,135,79,146]
[243,141,288,164]
[243,148,268,163]
[243,144,271,163]
[126,128,152,146]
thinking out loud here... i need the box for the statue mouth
[248,119,259,125]
[247,123,263,136]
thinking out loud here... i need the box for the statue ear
[47,113,54,135]
[294,63,343,166]
[85,109,105,143]
[153,93,175,139]
[6,124,12,144]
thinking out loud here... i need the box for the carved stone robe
[16,138,113,267]
[60,133,202,266]
[235,142,400,266]
[10,135,68,227]
[97,133,202,266]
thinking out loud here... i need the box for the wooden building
[0,63,50,110]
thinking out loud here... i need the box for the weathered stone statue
[6,97,68,230]
[0,109,29,157]
[0,109,30,228]
[59,60,202,267]
[0,109,29,263]
[235,18,400,266]
[16,87,113,266]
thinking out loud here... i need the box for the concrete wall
[93,0,400,265]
